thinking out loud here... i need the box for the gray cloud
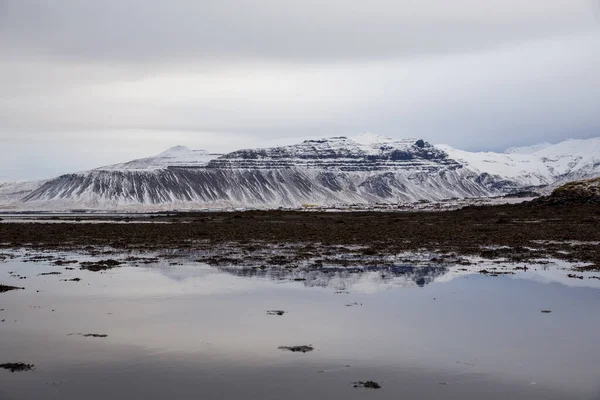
[1,0,597,63]
[0,0,599,180]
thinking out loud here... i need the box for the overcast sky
[1,0,599,181]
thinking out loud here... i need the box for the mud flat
[0,202,599,269]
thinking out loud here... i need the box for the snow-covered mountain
[1,134,599,210]
[439,137,600,189]
[0,181,45,210]
[98,146,222,170]
[504,142,552,155]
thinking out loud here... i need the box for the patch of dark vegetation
[23,255,56,263]
[479,269,515,276]
[269,255,289,265]
[574,265,600,272]
[124,256,159,264]
[0,284,24,293]
[503,190,540,199]
[53,259,78,266]
[39,272,62,276]
[9,272,27,279]
[201,256,242,266]
[80,259,122,272]
[567,274,584,280]
[68,333,108,338]
[361,247,378,256]
[266,310,285,316]
[0,252,16,261]
[353,380,381,389]
[0,362,34,372]
[278,345,313,353]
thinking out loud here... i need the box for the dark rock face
[474,173,520,191]
[207,137,456,171]
[358,173,404,198]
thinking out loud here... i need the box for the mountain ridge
[1,135,599,210]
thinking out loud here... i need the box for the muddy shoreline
[0,203,599,269]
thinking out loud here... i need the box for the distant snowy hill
[438,137,600,189]
[98,146,222,170]
[0,181,45,210]
[504,142,552,155]
[1,134,599,210]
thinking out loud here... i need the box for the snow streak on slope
[504,142,552,154]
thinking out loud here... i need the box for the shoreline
[1,203,598,271]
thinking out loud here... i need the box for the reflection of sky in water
[1,256,600,400]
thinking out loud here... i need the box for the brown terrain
[0,204,599,271]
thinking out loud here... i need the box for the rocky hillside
[533,177,600,205]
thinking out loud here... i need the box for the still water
[1,253,599,399]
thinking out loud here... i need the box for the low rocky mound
[533,177,600,205]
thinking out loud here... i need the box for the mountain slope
[19,136,492,209]
[438,137,600,189]
[2,135,599,210]
[0,181,45,210]
[98,146,222,170]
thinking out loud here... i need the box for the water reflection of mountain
[218,265,449,291]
